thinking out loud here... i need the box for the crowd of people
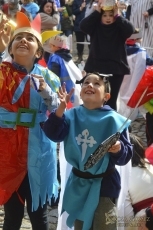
[0,0,153,230]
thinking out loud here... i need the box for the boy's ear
[9,47,12,55]
[35,50,42,59]
[104,93,111,102]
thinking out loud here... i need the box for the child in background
[0,12,60,230]
[44,72,133,230]
[118,29,149,121]
[80,0,135,110]
[60,0,74,37]
[124,133,153,230]
[47,35,83,106]
[118,28,153,147]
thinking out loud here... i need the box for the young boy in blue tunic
[44,72,133,230]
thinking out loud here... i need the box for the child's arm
[115,16,135,40]
[40,12,60,28]
[72,0,86,16]
[109,129,133,165]
[0,16,11,53]
[31,74,59,112]
[108,140,121,153]
[114,2,135,41]
[48,61,60,77]
[80,10,101,35]
[56,83,74,118]
[43,84,74,141]
[143,7,153,17]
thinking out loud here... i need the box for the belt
[0,108,47,128]
[72,167,115,179]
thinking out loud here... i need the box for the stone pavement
[0,205,58,230]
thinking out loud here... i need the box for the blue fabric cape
[62,106,130,230]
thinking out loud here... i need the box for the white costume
[124,162,153,230]
[117,46,146,120]
[127,0,153,56]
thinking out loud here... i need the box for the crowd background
[1,0,153,230]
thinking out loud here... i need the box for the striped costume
[128,0,153,56]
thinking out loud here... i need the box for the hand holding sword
[84,86,148,170]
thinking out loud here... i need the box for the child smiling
[44,72,132,230]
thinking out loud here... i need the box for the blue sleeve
[110,128,133,166]
[43,109,69,142]
[55,0,61,8]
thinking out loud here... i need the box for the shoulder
[48,54,63,66]
[39,12,48,18]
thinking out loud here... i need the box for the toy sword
[84,87,148,170]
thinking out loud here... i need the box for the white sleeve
[124,191,147,230]
[38,84,59,112]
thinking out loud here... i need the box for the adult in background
[21,0,39,19]
[72,0,90,64]
[2,0,32,20]
[126,0,153,56]
[37,0,60,62]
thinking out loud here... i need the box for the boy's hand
[96,0,103,13]
[31,74,47,91]
[113,2,120,17]
[108,141,121,153]
[58,83,74,108]
[0,13,11,53]
[80,1,86,11]
[56,83,74,118]
[143,11,149,17]
[53,3,58,12]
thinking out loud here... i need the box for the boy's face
[9,32,40,62]
[80,74,110,109]
[50,44,60,52]
[101,10,114,25]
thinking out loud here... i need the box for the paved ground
[0,205,58,230]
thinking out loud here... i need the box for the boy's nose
[20,37,27,42]
[87,83,93,88]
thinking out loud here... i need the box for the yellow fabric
[144,101,153,114]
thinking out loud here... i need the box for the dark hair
[101,9,114,15]
[82,72,111,93]
[129,133,149,168]
[37,0,55,15]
